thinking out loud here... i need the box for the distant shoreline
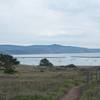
[19,64,100,68]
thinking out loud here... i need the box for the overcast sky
[0,0,100,48]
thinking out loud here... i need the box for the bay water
[13,53,100,66]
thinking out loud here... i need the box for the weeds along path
[60,86,82,100]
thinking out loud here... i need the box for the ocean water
[13,53,100,66]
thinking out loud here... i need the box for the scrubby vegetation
[80,82,100,100]
[0,65,85,100]
[39,58,53,67]
[0,54,19,74]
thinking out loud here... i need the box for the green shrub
[4,67,16,74]
[0,53,19,74]
[39,58,53,67]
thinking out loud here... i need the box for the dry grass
[0,65,85,100]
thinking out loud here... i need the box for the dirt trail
[60,86,81,100]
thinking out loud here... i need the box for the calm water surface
[13,53,100,66]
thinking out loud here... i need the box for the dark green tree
[39,58,53,66]
[0,54,20,74]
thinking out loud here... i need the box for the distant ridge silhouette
[0,44,100,54]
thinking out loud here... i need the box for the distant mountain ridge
[0,44,100,54]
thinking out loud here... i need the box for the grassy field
[0,65,86,100]
[0,65,99,100]
[80,82,100,100]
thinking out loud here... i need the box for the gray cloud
[0,0,100,47]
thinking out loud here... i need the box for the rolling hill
[0,44,100,54]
